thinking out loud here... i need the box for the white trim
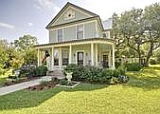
[37,49,40,66]
[75,50,85,66]
[56,28,64,42]
[91,43,94,66]
[54,6,93,24]
[76,24,84,39]
[95,21,99,37]
[35,41,114,49]
[49,20,96,30]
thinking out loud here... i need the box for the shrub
[59,79,68,85]
[64,64,129,84]
[125,63,142,71]
[35,65,48,76]
[115,62,121,68]
[150,58,157,65]
[117,66,126,75]
[64,64,77,73]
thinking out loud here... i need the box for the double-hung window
[77,25,83,39]
[57,29,63,42]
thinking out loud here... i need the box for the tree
[113,3,160,66]
[14,35,38,50]
[143,3,160,66]
[13,35,38,65]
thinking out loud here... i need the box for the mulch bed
[26,81,56,91]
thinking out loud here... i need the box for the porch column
[37,49,40,66]
[51,47,54,70]
[95,44,98,66]
[69,44,72,64]
[59,47,62,69]
[112,44,115,69]
[91,43,94,66]
[108,51,111,68]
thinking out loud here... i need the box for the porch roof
[35,38,114,49]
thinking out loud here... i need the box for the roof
[46,2,99,29]
[102,18,112,30]
[35,38,114,48]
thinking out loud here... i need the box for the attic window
[64,9,75,20]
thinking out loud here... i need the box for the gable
[46,2,98,29]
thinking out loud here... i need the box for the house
[35,2,115,71]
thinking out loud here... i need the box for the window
[77,25,83,39]
[62,50,69,65]
[54,49,59,66]
[57,29,63,42]
[64,10,75,20]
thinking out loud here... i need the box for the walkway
[0,76,64,96]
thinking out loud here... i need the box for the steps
[46,70,65,79]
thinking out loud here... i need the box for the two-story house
[35,2,115,71]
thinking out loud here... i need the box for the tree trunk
[144,42,154,67]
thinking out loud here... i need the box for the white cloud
[84,0,160,20]
[34,0,55,9]
[0,22,15,29]
[28,23,33,27]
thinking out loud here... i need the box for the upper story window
[77,24,83,39]
[57,29,63,41]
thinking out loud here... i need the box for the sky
[0,0,159,44]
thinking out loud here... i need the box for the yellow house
[35,2,115,71]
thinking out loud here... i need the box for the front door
[77,52,84,65]
[102,55,109,68]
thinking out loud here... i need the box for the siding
[49,30,56,43]
[85,22,96,38]
[49,20,102,43]
[53,7,91,26]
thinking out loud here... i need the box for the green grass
[0,65,160,114]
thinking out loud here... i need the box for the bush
[65,64,129,84]
[125,63,142,71]
[64,64,77,73]
[150,58,157,65]
[59,79,68,85]
[35,65,48,76]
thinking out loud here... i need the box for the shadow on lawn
[0,83,108,110]
[126,70,160,90]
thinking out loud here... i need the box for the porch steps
[47,70,65,79]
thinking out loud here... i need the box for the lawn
[0,65,160,114]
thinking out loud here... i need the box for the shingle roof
[102,18,112,30]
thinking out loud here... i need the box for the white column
[69,44,72,64]
[37,49,40,66]
[108,51,111,68]
[59,47,62,69]
[91,43,94,66]
[51,47,54,70]
[112,44,115,69]
[95,44,98,66]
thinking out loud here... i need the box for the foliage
[125,63,142,71]
[65,64,126,84]
[14,35,38,50]
[59,79,68,85]
[113,3,160,66]
[34,65,48,77]
[0,65,160,114]
[149,58,157,65]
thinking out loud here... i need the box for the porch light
[86,53,88,56]
[74,53,76,57]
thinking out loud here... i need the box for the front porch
[36,38,115,70]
